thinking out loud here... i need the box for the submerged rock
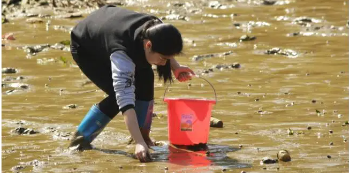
[260,157,278,164]
[293,17,321,26]
[2,76,25,82]
[265,47,298,57]
[192,51,233,61]
[12,127,39,135]
[240,35,256,42]
[2,67,18,74]
[11,165,26,172]
[201,63,240,75]
[21,44,50,55]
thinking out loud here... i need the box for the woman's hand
[173,66,195,82]
[135,142,152,162]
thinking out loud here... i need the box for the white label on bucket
[180,114,193,131]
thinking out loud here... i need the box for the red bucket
[163,76,216,145]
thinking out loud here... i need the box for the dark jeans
[70,41,154,119]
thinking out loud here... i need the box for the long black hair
[141,19,183,84]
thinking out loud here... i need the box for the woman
[69,5,194,162]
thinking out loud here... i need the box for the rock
[154,141,167,146]
[240,35,256,42]
[261,157,278,164]
[214,64,230,70]
[4,83,29,89]
[208,1,222,9]
[63,104,78,109]
[11,165,26,172]
[231,63,241,68]
[192,51,233,61]
[233,23,241,27]
[293,17,321,26]
[265,47,281,54]
[12,127,39,135]
[287,128,294,135]
[262,0,277,5]
[265,48,298,57]
[5,89,17,95]
[22,44,50,55]
[2,67,18,74]
[192,54,215,61]
[277,150,291,162]
[210,117,223,128]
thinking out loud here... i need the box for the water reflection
[94,143,251,171]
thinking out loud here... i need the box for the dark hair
[141,19,183,84]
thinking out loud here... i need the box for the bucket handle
[163,75,217,104]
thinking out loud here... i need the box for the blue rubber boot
[69,105,111,150]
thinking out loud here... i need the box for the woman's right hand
[135,142,152,162]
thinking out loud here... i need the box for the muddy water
[2,0,348,172]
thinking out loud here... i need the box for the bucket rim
[164,98,216,104]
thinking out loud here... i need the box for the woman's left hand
[173,66,195,82]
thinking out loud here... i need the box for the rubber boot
[69,104,111,151]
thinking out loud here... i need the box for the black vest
[71,5,159,68]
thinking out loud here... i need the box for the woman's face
[144,40,173,66]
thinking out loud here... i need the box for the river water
[2,0,348,172]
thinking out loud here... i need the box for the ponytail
[141,19,183,84]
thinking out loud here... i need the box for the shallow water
[2,0,348,172]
